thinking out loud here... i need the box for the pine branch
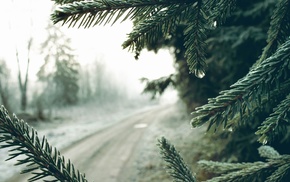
[51,0,220,78]
[221,79,290,134]
[157,137,196,182]
[122,4,189,58]
[202,161,270,182]
[191,38,290,130]
[259,0,290,64]
[184,0,208,78]
[52,0,83,5]
[258,145,280,159]
[206,0,236,26]
[198,160,267,177]
[257,146,289,182]
[0,106,87,182]
[140,74,175,99]
[256,93,290,144]
[199,146,290,182]
[265,157,290,182]
[51,0,194,28]
[262,148,290,182]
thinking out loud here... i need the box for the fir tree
[38,22,80,106]
[0,0,289,181]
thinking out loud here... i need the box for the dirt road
[8,104,177,182]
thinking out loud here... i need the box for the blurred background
[0,1,179,181]
[0,0,280,181]
[0,0,177,117]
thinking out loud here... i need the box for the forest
[0,3,152,119]
[0,0,290,182]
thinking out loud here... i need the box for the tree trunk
[16,38,32,112]
[20,90,27,111]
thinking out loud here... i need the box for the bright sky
[0,0,175,93]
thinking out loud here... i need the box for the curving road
[8,104,174,182]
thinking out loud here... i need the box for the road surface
[8,104,175,182]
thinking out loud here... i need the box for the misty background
[0,0,177,117]
[0,1,179,181]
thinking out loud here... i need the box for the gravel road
[7,104,178,182]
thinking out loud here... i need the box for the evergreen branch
[51,0,194,28]
[199,146,290,182]
[256,93,290,144]
[223,79,290,134]
[140,74,175,99]
[198,160,267,176]
[122,4,190,57]
[259,0,290,63]
[184,0,207,78]
[157,137,196,182]
[206,0,236,26]
[204,161,270,182]
[0,106,87,182]
[258,145,280,159]
[191,38,290,129]
[52,0,82,5]
[265,156,290,182]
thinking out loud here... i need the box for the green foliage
[51,0,214,77]
[140,0,274,110]
[0,0,289,181]
[256,93,290,144]
[51,0,277,108]
[157,137,196,182]
[140,74,175,99]
[259,0,290,63]
[192,38,290,133]
[50,0,290,181]
[0,106,87,182]
[183,0,207,78]
[197,145,290,182]
[158,140,290,182]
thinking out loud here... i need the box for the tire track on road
[8,104,174,182]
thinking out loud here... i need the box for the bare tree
[15,37,33,111]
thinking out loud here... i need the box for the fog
[0,1,180,181]
[0,0,175,89]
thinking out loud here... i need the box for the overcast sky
[0,0,175,92]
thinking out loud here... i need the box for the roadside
[0,99,159,182]
[2,99,209,182]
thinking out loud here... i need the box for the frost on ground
[0,90,211,182]
[119,101,208,182]
[0,98,159,182]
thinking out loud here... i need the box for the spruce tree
[0,0,289,181]
[38,22,80,106]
